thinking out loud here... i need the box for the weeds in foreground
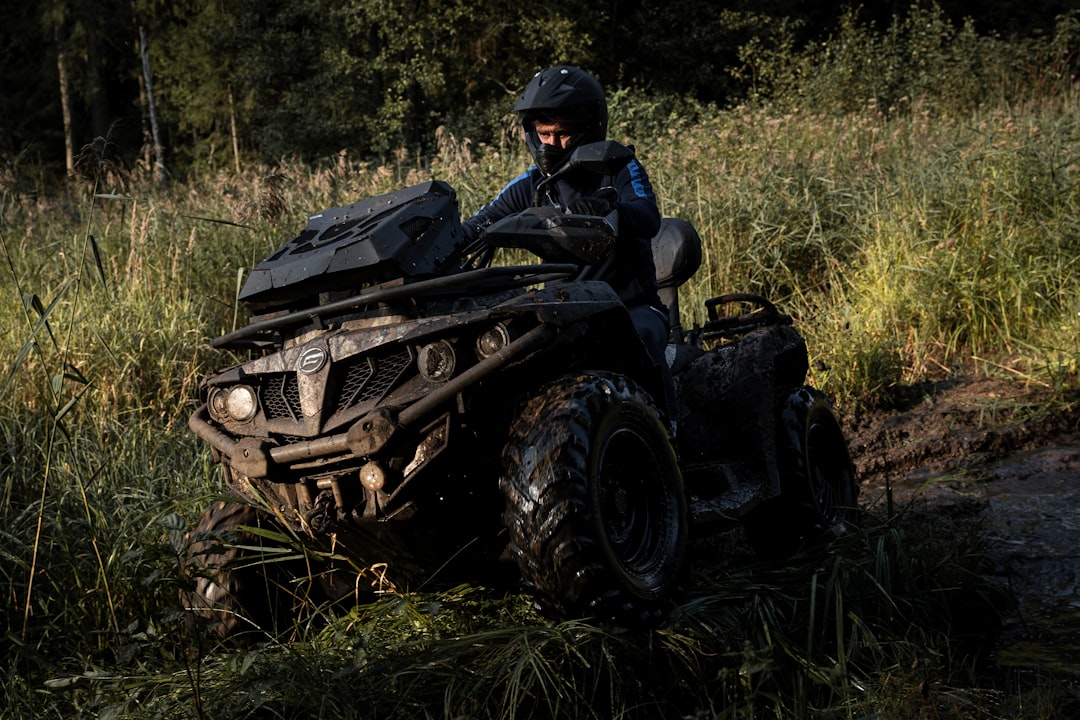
[9,502,1057,719]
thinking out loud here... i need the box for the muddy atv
[182,141,858,640]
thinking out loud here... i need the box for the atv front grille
[338,348,413,410]
[261,373,302,421]
[257,347,414,422]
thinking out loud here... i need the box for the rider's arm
[462,170,536,241]
[612,158,661,240]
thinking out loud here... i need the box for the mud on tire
[500,372,687,623]
[179,500,303,645]
[744,386,859,558]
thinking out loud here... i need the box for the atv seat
[651,218,703,340]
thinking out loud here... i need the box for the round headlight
[207,387,229,422]
[476,323,510,359]
[417,340,456,382]
[225,385,258,422]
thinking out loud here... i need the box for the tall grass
[644,95,1080,405]
[4,509,1039,718]
[3,18,1080,716]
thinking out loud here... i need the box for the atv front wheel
[744,386,859,558]
[501,372,687,623]
[179,500,303,644]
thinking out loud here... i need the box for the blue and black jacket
[462,157,664,311]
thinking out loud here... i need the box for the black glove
[568,195,616,217]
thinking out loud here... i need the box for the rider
[462,66,672,406]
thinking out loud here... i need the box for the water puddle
[979,446,1080,681]
[866,443,1080,684]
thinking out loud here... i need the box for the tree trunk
[229,86,241,175]
[55,25,74,177]
[139,25,167,187]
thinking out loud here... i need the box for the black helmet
[514,66,608,175]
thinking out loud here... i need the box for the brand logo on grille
[298,347,328,374]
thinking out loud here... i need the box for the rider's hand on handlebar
[567,195,616,217]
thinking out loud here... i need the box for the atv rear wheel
[179,500,303,644]
[501,372,687,623]
[744,386,859,558]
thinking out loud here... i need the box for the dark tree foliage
[0,0,1073,182]
[861,0,1076,37]
[1,3,59,164]
[3,0,143,176]
[594,0,844,100]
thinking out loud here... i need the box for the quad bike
[181,141,858,639]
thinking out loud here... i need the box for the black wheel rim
[806,410,855,528]
[595,423,673,583]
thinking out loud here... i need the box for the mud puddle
[844,375,1080,685]
[858,431,1080,683]
[980,445,1080,679]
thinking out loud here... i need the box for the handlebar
[480,207,618,265]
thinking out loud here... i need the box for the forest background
[3,0,1076,179]
[3,1,1080,718]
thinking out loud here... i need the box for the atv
[182,141,858,639]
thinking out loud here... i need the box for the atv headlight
[476,323,510,359]
[418,340,456,382]
[227,385,258,422]
[207,387,229,422]
[210,384,258,423]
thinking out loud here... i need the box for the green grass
[3,73,1080,717]
[3,504,1047,718]
[646,97,1080,408]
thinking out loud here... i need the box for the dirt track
[845,375,1077,490]
[843,375,1080,680]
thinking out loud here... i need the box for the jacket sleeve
[613,158,661,240]
[462,170,535,241]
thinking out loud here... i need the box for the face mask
[534,143,568,176]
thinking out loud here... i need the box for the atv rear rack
[697,293,793,343]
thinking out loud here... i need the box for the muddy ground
[842,374,1080,685]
